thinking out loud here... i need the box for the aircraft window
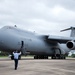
[6,27,12,29]
[9,27,12,29]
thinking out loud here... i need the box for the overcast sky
[0,0,75,36]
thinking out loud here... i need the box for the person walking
[13,50,21,70]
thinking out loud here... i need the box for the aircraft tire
[60,55,66,59]
[34,55,38,59]
[34,55,48,59]
[51,56,56,59]
[44,56,48,59]
[38,56,48,59]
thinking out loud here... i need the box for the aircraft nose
[0,29,22,51]
[0,37,6,50]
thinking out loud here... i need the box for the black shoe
[15,68,17,70]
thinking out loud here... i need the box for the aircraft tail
[60,27,75,37]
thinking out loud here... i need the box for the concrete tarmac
[0,57,75,75]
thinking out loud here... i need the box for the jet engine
[66,41,75,50]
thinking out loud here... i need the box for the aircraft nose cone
[0,38,6,51]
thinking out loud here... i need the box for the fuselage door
[21,41,24,49]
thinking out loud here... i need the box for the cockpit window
[1,26,16,30]
[7,27,12,29]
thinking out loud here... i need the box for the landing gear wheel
[34,55,38,59]
[60,55,66,59]
[34,55,48,59]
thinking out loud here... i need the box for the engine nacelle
[66,41,75,50]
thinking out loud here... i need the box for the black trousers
[14,59,18,70]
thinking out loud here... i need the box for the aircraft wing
[46,35,73,43]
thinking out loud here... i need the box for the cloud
[0,0,75,36]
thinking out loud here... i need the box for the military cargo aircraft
[0,26,75,59]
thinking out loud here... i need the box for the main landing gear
[34,55,48,59]
[51,54,66,59]
[51,48,66,59]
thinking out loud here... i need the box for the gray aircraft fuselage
[0,26,71,59]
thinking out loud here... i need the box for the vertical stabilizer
[60,27,75,37]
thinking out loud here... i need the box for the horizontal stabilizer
[60,27,75,32]
[60,27,75,37]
